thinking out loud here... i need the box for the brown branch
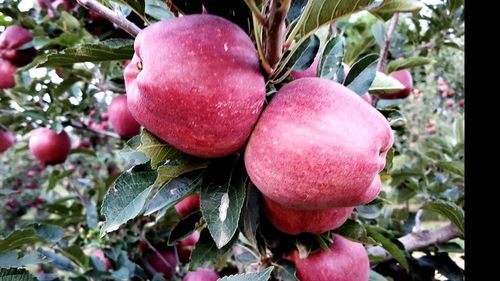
[93,83,126,94]
[69,120,120,139]
[265,0,291,68]
[377,13,400,73]
[76,0,142,37]
[367,224,462,262]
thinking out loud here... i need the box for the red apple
[145,250,177,279]
[378,69,413,99]
[108,95,141,139]
[458,99,465,107]
[285,234,369,281]
[262,195,353,235]
[26,182,39,189]
[0,130,15,153]
[0,25,36,66]
[125,15,266,158]
[91,249,111,271]
[183,268,219,281]
[74,138,91,149]
[0,59,16,89]
[291,54,320,79]
[175,194,200,218]
[245,78,393,210]
[445,99,454,109]
[177,231,200,263]
[29,128,71,165]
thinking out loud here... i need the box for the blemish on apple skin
[219,193,230,222]
[224,43,229,52]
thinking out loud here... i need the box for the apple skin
[108,95,141,139]
[183,268,219,281]
[0,25,36,66]
[291,54,320,79]
[175,194,200,218]
[0,130,15,153]
[0,59,16,89]
[145,250,177,279]
[378,69,413,99]
[262,195,353,235]
[29,128,71,165]
[245,78,393,210]
[285,234,369,281]
[177,231,200,263]
[125,15,266,158]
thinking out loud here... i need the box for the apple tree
[0,0,464,280]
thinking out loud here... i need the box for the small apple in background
[445,99,454,109]
[26,182,39,190]
[245,78,393,210]
[27,170,37,177]
[27,197,45,207]
[84,248,111,271]
[177,231,200,263]
[108,95,141,139]
[183,268,219,281]
[37,0,74,17]
[101,111,109,121]
[290,54,320,79]
[144,249,177,279]
[29,128,71,165]
[378,69,413,99]
[175,194,200,218]
[74,138,91,149]
[0,130,15,153]
[0,25,37,66]
[458,99,465,107]
[285,234,369,281]
[262,195,353,235]
[125,15,266,158]
[0,59,16,89]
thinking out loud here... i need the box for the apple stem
[76,0,142,37]
[377,13,400,73]
[367,224,462,262]
[265,0,292,68]
[43,0,59,18]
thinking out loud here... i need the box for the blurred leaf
[369,71,405,94]
[371,22,386,48]
[145,0,174,20]
[0,251,48,269]
[335,220,377,245]
[0,229,44,253]
[154,159,208,187]
[418,253,464,281]
[113,0,146,21]
[189,228,238,270]
[273,260,299,281]
[344,36,376,66]
[60,245,89,270]
[454,116,464,146]
[34,224,65,243]
[435,161,464,178]
[0,268,36,281]
[167,211,201,245]
[201,157,248,249]
[422,200,464,235]
[38,249,74,271]
[344,54,379,96]
[371,0,423,21]
[137,130,192,170]
[287,0,308,22]
[47,170,73,190]
[240,184,260,246]
[387,56,434,73]
[369,270,389,281]
[219,267,274,281]
[366,226,409,271]
[70,148,97,157]
[318,36,345,82]
[100,168,157,236]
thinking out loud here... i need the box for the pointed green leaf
[318,36,345,83]
[422,200,464,235]
[219,267,274,281]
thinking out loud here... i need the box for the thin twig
[93,83,126,94]
[69,120,120,139]
[76,0,141,37]
[43,0,59,17]
[368,224,462,263]
[265,0,292,68]
[377,13,400,73]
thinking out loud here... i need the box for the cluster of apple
[117,14,398,280]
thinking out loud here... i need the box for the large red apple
[285,234,369,281]
[0,130,15,153]
[108,95,141,139]
[245,78,393,210]
[262,195,353,235]
[29,128,71,165]
[0,25,36,66]
[177,231,200,263]
[183,268,219,281]
[125,15,266,158]
[378,69,413,99]
[175,194,200,218]
[0,59,16,89]
[145,250,177,279]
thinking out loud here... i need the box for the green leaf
[22,39,134,69]
[371,0,422,21]
[344,54,379,96]
[344,36,376,66]
[240,184,260,246]
[371,22,386,48]
[201,157,248,249]
[387,56,434,73]
[100,168,157,236]
[435,161,464,178]
[144,175,203,216]
[189,228,238,270]
[369,71,405,94]
[113,0,147,22]
[0,229,44,253]
[167,211,202,245]
[422,200,464,235]
[369,270,389,281]
[0,268,36,281]
[366,226,409,271]
[273,260,299,281]
[70,148,97,157]
[47,170,73,190]
[454,116,464,146]
[335,220,377,245]
[0,251,48,269]
[154,159,208,187]
[145,0,174,20]
[219,267,274,281]
[60,245,89,270]
[287,0,308,22]
[318,36,345,83]
[34,224,65,243]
